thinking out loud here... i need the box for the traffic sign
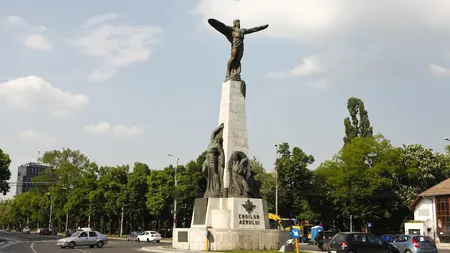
[368,222,372,228]
[290,228,301,239]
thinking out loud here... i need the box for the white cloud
[4,16,27,25]
[18,129,55,143]
[84,122,144,137]
[72,13,163,82]
[430,64,450,76]
[84,122,111,134]
[112,125,145,137]
[81,13,119,28]
[0,76,90,117]
[267,56,325,79]
[4,16,54,51]
[23,34,53,51]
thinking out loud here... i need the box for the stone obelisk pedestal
[218,79,248,196]
[172,79,289,251]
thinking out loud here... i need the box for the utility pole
[350,215,353,232]
[120,203,124,237]
[48,194,53,230]
[275,144,279,216]
[88,195,92,228]
[168,153,179,229]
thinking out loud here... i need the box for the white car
[136,231,161,243]
[57,230,108,249]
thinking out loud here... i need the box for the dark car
[127,231,140,241]
[64,229,77,238]
[381,234,393,242]
[316,231,337,251]
[327,232,400,253]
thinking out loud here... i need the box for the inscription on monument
[238,199,261,225]
[178,231,188,242]
[193,198,209,225]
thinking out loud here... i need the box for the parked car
[381,234,393,242]
[136,231,161,243]
[316,230,337,250]
[127,231,140,241]
[56,231,108,249]
[388,234,438,253]
[37,228,51,235]
[21,227,31,234]
[327,232,400,253]
[64,229,77,238]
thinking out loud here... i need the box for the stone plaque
[178,231,188,242]
[192,198,209,225]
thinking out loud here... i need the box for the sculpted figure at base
[227,151,262,198]
[202,123,225,198]
[208,18,269,81]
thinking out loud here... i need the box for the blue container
[311,226,323,244]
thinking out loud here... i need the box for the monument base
[191,197,269,229]
[172,228,290,251]
[176,197,288,251]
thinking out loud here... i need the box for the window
[89,232,97,237]
[79,232,87,237]
[436,196,450,236]
[367,234,383,244]
[388,236,400,243]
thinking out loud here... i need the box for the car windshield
[71,231,81,237]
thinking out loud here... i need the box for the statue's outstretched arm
[210,123,225,140]
[244,24,269,35]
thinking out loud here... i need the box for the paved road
[0,231,169,253]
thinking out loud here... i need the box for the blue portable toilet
[311,226,323,244]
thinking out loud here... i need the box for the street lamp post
[274,145,279,216]
[168,153,179,229]
[120,202,124,237]
[47,193,52,230]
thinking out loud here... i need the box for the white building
[408,178,450,242]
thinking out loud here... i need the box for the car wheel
[89,245,94,248]
[127,238,129,241]
[157,240,160,243]
[137,238,140,242]
[60,246,66,249]
[147,238,150,243]
[68,242,75,249]
[96,241,104,248]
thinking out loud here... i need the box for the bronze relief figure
[202,123,225,198]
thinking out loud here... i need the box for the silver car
[388,234,438,253]
[56,230,108,249]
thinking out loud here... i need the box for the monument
[172,18,289,251]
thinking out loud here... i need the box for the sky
[1,0,450,199]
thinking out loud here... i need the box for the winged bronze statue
[208,18,269,81]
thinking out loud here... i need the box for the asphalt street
[0,231,169,253]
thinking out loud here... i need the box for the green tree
[316,135,404,232]
[146,166,175,230]
[127,162,151,231]
[0,149,11,195]
[343,97,373,145]
[276,143,316,223]
[250,157,276,213]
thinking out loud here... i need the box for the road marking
[31,242,37,253]
[76,249,91,253]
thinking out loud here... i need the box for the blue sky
[1,0,450,199]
